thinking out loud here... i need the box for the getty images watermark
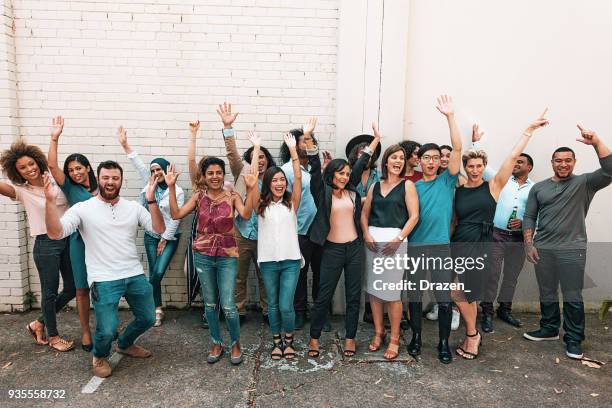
[370,253,487,292]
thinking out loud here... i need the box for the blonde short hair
[462,149,488,168]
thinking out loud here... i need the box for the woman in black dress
[451,111,549,360]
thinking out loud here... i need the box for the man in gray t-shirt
[522,125,611,360]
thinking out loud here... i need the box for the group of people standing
[1,96,610,378]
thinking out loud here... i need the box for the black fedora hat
[345,134,382,162]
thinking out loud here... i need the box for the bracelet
[396,235,405,241]
[523,132,533,138]
[147,200,157,205]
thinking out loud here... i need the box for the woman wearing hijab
[119,127,184,327]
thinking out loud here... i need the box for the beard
[99,184,121,200]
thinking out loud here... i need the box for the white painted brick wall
[1,0,339,310]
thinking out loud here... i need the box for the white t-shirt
[59,196,155,285]
[257,201,302,264]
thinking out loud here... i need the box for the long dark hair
[257,166,291,217]
[64,153,98,192]
[323,158,355,191]
[242,145,276,168]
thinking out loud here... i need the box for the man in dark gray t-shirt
[522,125,611,360]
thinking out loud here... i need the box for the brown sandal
[368,331,387,352]
[48,337,75,352]
[384,337,400,361]
[26,321,48,345]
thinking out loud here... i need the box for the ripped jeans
[194,253,240,346]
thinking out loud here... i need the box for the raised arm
[349,122,380,186]
[48,116,66,186]
[245,130,262,210]
[308,148,324,207]
[471,124,497,180]
[145,175,166,234]
[283,133,302,212]
[118,126,149,183]
[436,95,462,176]
[188,120,201,186]
[490,110,549,198]
[165,164,197,220]
[234,164,258,220]
[576,125,612,193]
[216,102,243,179]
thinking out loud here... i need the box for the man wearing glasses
[404,95,463,364]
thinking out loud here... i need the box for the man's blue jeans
[91,274,156,358]
[194,253,240,346]
[260,260,301,334]
[144,232,180,308]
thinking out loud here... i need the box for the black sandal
[271,334,283,361]
[343,339,356,358]
[283,334,296,360]
[456,330,482,360]
[308,338,320,358]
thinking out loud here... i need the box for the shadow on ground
[0,310,610,407]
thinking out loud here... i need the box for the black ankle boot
[407,332,422,356]
[437,338,452,364]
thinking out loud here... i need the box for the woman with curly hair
[47,116,98,351]
[1,138,75,352]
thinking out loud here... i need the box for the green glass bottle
[507,206,518,229]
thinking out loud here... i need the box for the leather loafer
[407,332,422,356]
[481,314,493,333]
[437,339,452,364]
[497,309,522,328]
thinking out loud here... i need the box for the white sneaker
[425,304,439,321]
[451,309,460,331]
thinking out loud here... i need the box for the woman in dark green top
[48,116,97,352]
[361,144,419,360]
[451,111,549,360]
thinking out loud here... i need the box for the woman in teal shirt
[48,116,97,352]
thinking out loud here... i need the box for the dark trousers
[406,245,454,339]
[33,235,76,338]
[310,239,363,339]
[294,235,323,314]
[534,248,586,344]
[481,228,526,315]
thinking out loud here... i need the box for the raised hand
[322,150,332,169]
[472,124,484,143]
[216,102,239,128]
[244,162,258,189]
[51,116,64,141]
[43,172,58,201]
[576,124,600,146]
[372,122,382,139]
[146,174,159,202]
[525,108,549,135]
[436,95,455,117]
[118,126,128,147]
[164,164,180,187]
[189,120,201,137]
[283,133,297,149]
[246,130,261,147]
[303,117,317,135]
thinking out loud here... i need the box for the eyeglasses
[420,155,440,162]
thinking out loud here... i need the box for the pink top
[327,191,358,244]
[193,190,239,258]
[12,182,68,237]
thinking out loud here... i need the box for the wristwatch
[222,128,235,138]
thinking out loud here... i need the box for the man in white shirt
[44,160,165,378]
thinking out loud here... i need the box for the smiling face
[440,148,451,169]
[250,150,269,175]
[419,149,441,177]
[333,164,351,190]
[513,156,532,178]
[269,171,287,200]
[67,160,91,186]
[150,164,165,183]
[15,156,42,184]
[551,152,575,179]
[384,149,406,178]
[204,164,225,191]
[464,158,485,182]
[98,168,122,200]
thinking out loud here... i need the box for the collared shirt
[281,161,316,235]
[492,176,534,230]
[235,179,261,240]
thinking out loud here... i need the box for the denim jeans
[534,248,586,343]
[91,274,156,358]
[194,253,240,346]
[310,239,363,340]
[260,260,301,334]
[33,235,76,338]
[143,232,180,307]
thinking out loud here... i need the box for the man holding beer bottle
[480,153,535,332]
